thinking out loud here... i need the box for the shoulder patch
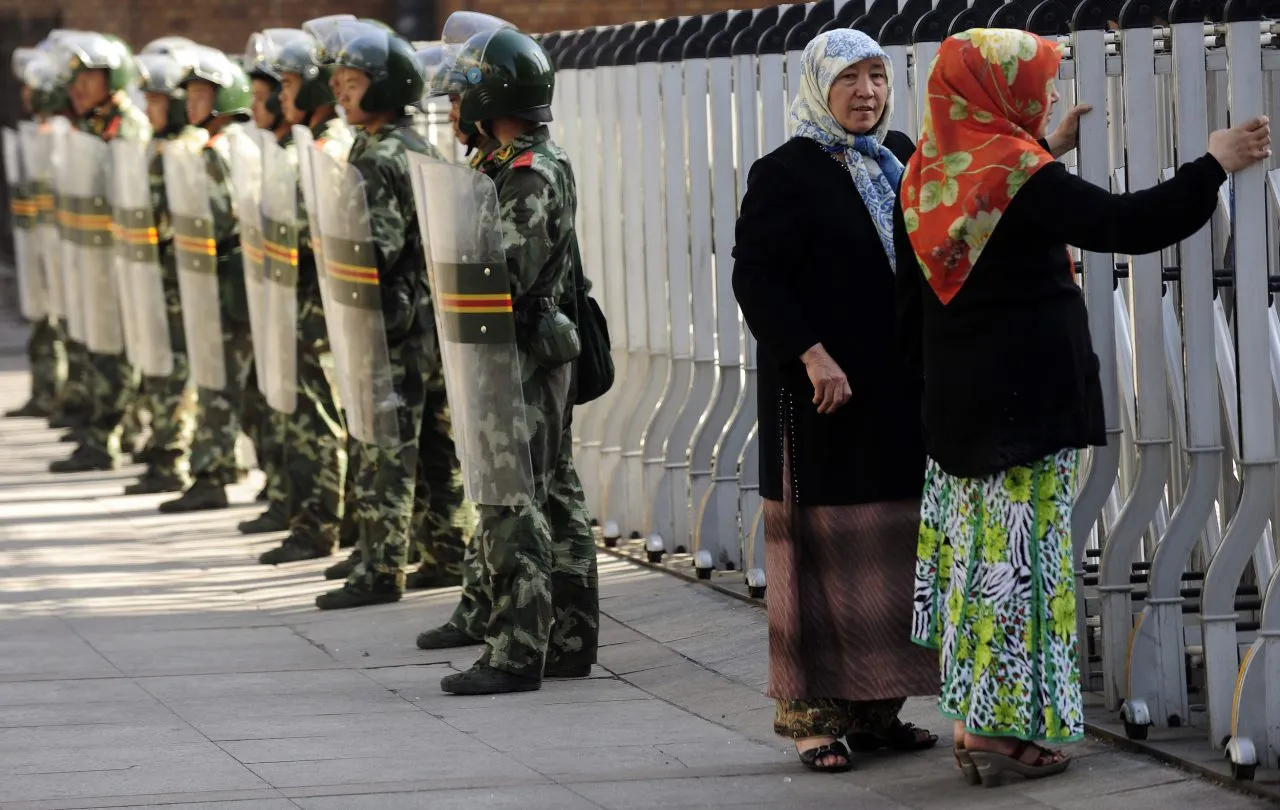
[511,152,535,170]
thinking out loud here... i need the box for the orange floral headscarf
[900,29,1063,305]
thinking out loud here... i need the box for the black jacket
[733,132,925,505]
[894,153,1227,478]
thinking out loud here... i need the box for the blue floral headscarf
[790,29,903,269]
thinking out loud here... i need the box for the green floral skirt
[910,449,1084,743]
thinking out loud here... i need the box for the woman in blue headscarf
[732,29,939,773]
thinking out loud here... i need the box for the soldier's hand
[801,343,851,415]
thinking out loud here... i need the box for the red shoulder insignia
[511,151,535,170]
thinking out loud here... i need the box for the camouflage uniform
[448,128,599,679]
[163,125,254,508]
[51,94,150,472]
[262,114,350,560]
[128,133,197,492]
[318,120,459,607]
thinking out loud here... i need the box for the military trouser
[188,319,254,487]
[345,335,429,592]
[139,351,196,477]
[410,367,471,579]
[81,351,140,462]
[29,317,64,413]
[59,329,93,426]
[284,296,347,553]
[339,430,361,548]
[242,360,287,504]
[463,360,600,678]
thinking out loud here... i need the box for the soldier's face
[186,81,215,126]
[448,95,466,144]
[333,67,371,124]
[145,92,170,132]
[69,69,109,116]
[280,73,304,122]
[250,78,278,129]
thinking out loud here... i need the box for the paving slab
[0,312,1272,810]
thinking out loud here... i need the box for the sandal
[968,740,1071,787]
[954,740,980,786]
[796,739,853,773]
[846,721,939,753]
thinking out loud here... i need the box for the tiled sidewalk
[0,319,1269,809]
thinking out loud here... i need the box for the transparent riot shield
[228,127,269,380]
[408,156,534,504]
[49,117,87,343]
[65,130,124,355]
[163,136,227,391]
[22,121,64,323]
[3,126,45,320]
[259,137,299,414]
[110,138,174,377]
[310,145,399,447]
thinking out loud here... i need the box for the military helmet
[269,29,339,113]
[22,50,71,115]
[305,18,423,112]
[57,31,138,93]
[455,27,555,125]
[245,29,309,120]
[135,50,196,133]
[179,45,253,120]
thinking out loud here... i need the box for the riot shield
[407,156,533,504]
[65,130,124,355]
[228,127,269,381]
[259,137,299,414]
[3,126,45,320]
[110,138,173,377]
[22,121,64,323]
[163,136,227,391]
[49,117,87,343]
[309,145,399,447]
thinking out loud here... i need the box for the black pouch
[519,297,581,368]
[569,260,614,405]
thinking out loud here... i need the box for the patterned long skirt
[910,449,1084,744]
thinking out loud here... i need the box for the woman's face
[828,58,888,135]
[1038,82,1062,137]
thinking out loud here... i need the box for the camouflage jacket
[468,135,503,176]
[488,126,581,313]
[79,92,152,143]
[206,123,247,322]
[347,119,443,344]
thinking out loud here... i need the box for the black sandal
[846,721,939,753]
[797,739,853,773]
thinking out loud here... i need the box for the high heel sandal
[954,740,980,786]
[967,741,1071,787]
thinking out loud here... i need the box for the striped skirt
[910,449,1084,744]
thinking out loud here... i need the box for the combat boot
[123,469,188,495]
[238,501,290,535]
[406,567,463,591]
[50,446,116,473]
[543,661,594,679]
[58,429,84,443]
[259,535,334,565]
[416,624,481,651]
[254,484,269,502]
[323,548,361,580]
[440,664,541,695]
[158,478,229,513]
[314,577,401,610]
[4,399,50,418]
[131,446,157,466]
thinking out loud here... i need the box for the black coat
[893,153,1227,478]
[732,132,925,506]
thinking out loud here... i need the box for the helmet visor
[141,36,197,57]
[56,32,126,82]
[441,11,515,46]
[415,42,465,98]
[308,20,390,73]
[184,46,240,89]
[136,52,191,95]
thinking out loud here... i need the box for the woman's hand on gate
[1209,116,1271,173]
[801,343,852,415]
[1046,104,1093,159]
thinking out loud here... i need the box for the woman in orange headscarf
[895,29,1269,787]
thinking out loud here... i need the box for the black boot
[416,624,482,651]
[543,661,594,679]
[238,501,290,535]
[440,664,541,695]
[259,537,333,565]
[159,478,229,513]
[123,468,188,495]
[315,579,401,610]
[4,399,49,418]
[323,549,361,581]
[50,446,116,473]
[405,567,463,591]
